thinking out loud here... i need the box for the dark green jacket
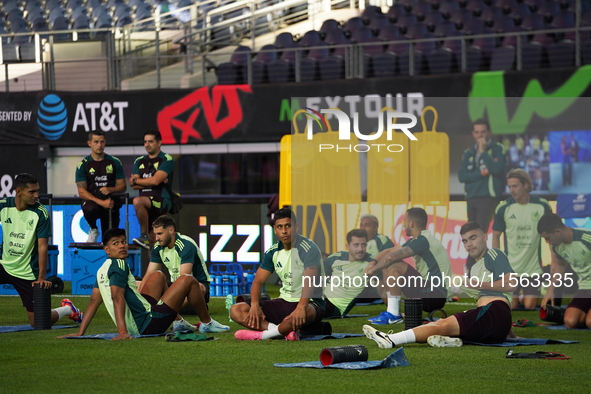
[458,140,505,199]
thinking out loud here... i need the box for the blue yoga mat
[0,325,77,333]
[299,333,365,341]
[274,347,410,370]
[64,332,168,340]
[355,299,384,306]
[545,325,590,331]
[465,338,579,347]
[324,314,369,320]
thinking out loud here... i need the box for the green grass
[0,284,589,393]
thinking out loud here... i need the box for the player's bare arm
[111,285,132,340]
[370,245,415,274]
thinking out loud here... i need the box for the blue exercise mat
[355,299,384,306]
[299,333,365,341]
[64,332,168,340]
[545,325,590,331]
[0,325,77,333]
[465,338,579,347]
[274,347,410,370]
[324,314,368,320]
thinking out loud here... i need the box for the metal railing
[0,0,589,91]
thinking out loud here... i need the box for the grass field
[0,284,589,394]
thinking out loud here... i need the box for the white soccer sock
[387,329,416,346]
[261,323,281,340]
[55,306,72,320]
[387,293,401,316]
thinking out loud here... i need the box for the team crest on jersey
[89,168,95,174]
[106,164,113,174]
[531,211,540,221]
[26,219,34,230]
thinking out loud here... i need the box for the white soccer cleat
[87,228,99,243]
[363,324,394,349]
[172,319,199,332]
[199,319,230,333]
[427,335,463,348]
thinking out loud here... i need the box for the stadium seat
[250,44,277,84]
[2,43,19,62]
[350,26,373,43]
[462,18,489,35]
[386,36,410,55]
[471,36,496,58]
[426,47,456,73]
[466,0,486,17]
[51,16,71,41]
[494,0,517,14]
[319,55,345,80]
[492,15,516,33]
[48,8,67,26]
[386,4,410,24]
[406,23,428,39]
[19,42,38,62]
[423,11,444,32]
[582,39,591,64]
[300,43,327,82]
[368,14,389,33]
[395,13,417,34]
[538,1,560,24]
[373,51,398,77]
[344,17,365,34]
[439,0,460,19]
[433,19,457,36]
[509,2,530,26]
[521,41,545,69]
[319,19,339,39]
[91,6,109,20]
[524,0,543,13]
[399,49,427,75]
[548,40,575,67]
[465,46,485,72]
[520,13,544,31]
[267,58,294,83]
[378,24,402,41]
[490,45,515,70]
[274,32,294,48]
[450,8,472,30]
[411,2,432,21]
[73,15,91,39]
[361,5,383,23]
[299,30,321,47]
[360,37,384,77]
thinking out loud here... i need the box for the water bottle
[222,274,230,296]
[246,272,255,293]
[214,273,222,297]
[230,273,238,296]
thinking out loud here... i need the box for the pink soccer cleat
[61,298,83,323]
[234,330,264,340]
[285,331,300,341]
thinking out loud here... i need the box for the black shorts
[567,289,591,313]
[147,196,170,227]
[168,280,210,303]
[455,300,512,343]
[140,294,177,334]
[259,298,324,326]
[0,263,34,312]
[400,265,447,312]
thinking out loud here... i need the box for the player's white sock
[55,306,72,320]
[387,293,401,316]
[261,323,281,340]
[387,329,416,345]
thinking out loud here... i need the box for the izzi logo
[37,94,68,141]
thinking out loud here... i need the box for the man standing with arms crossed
[76,130,126,242]
[458,119,505,270]
[129,130,175,249]
[492,169,552,309]
[1,174,83,326]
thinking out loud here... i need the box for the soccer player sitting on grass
[538,213,591,329]
[364,221,516,348]
[0,173,83,327]
[365,208,452,325]
[138,215,210,332]
[230,208,325,340]
[324,229,375,318]
[58,228,228,340]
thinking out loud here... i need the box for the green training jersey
[403,230,452,296]
[324,251,373,315]
[260,235,324,305]
[493,196,551,276]
[0,197,51,280]
[552,228,591,290]
[151,233,210,284]
[462,248,514,304]
[94,258,152,335]
[366,234,395,259]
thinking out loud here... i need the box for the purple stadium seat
[439,0,460,19]
[466,0,486,16]
[441,31,465,52]
[471,36,496,57]
[274,32,294,48]
[386,36,410,55]
[399,49,428,75]
[368,14,390,33]
[319,55,345,80]
[522,41,545,69]
[548,40,575,67]
[494,0,517,15]
[423,11,444,32]
[520,13,544,31]
[406,23,428,38]
[251,44,277,84]
[299,30,322,47]
[267,58,294,83]
[509,2,531,26]
[493,15,516,33]
[320,19,339,38]
[426,47,457,73]
[490,45,515,70]
[372,51,399,77]
[395,13,418,34]
[480,6,503,28]
[462,18,489,35]
[450,8,472,29]
[361,5,383,23]
[465,46,485,72]
[433,19,457,36]
[344,17,365,34]
[378,24,402,41]
[351,26,374,43]
[387,3,410,24]
[411,2,433,21]
[524,0,543,13]
[538,1,560,24]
